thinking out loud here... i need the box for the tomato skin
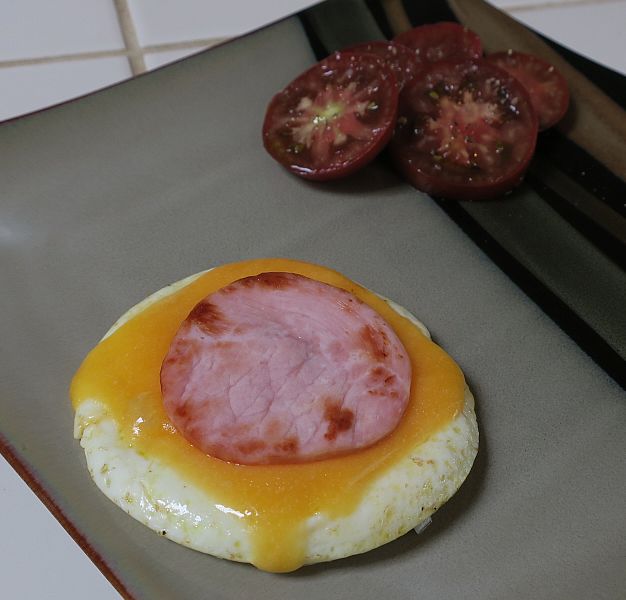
[390,60,538,201]
[262,52,399,181]
[393,22,483,72]
[340,41,420,90]
[486,50,569,130]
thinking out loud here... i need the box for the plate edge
[0,432,136,600]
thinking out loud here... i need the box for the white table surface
[1,1,624,598]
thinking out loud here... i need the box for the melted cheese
[70,258,464,572]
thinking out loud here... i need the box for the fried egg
[71,259,478,572]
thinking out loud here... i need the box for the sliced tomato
[393,22,482,72]
[390,60,538,200]
[341,41,420,90]
[262,52,399,181]
[486,50,569,130]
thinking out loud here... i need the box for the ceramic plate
[1,1,625,598]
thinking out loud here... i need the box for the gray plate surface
[1,13,625,600]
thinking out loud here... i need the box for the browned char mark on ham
[367,366,398,398]
[174,404,188,418]
[234,437,300,462]
[235,439,267,456]
[369,366,396,385]
[273,437,299,454]
[237,272,296,290]
[323,400,355,442]
[359,324,390,360]
[188,301,230,335]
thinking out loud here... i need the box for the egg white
[74,271,478,567]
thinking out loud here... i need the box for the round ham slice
[160,272,412,464]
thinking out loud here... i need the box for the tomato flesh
[262,52,399,180]
[341,41,420,90]
[486,50,569,130]
[390,60,538,200]
[393,22,482,72]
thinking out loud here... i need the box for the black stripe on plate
[400,0,456,24]
[536,129,626,219]
[364,0,394,39]
[299,11,332,61]
[525,168,626,270]
[436,197,626,390]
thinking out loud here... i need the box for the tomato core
[263,53,399,180]
[390,60,538,200]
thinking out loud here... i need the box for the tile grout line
[112,0,146,75]
[0,0,618,71]
[506,0,625,13]
[0,48,131,68]
[0,39,227,70]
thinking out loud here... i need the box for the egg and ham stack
[71,259,478,572]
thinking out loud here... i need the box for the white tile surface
[0,0,125,61]
[0,455,119,600]
[128,0,319,45]
[144,47,206,70]
[0,57,131,122]
[508,0,626,75]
